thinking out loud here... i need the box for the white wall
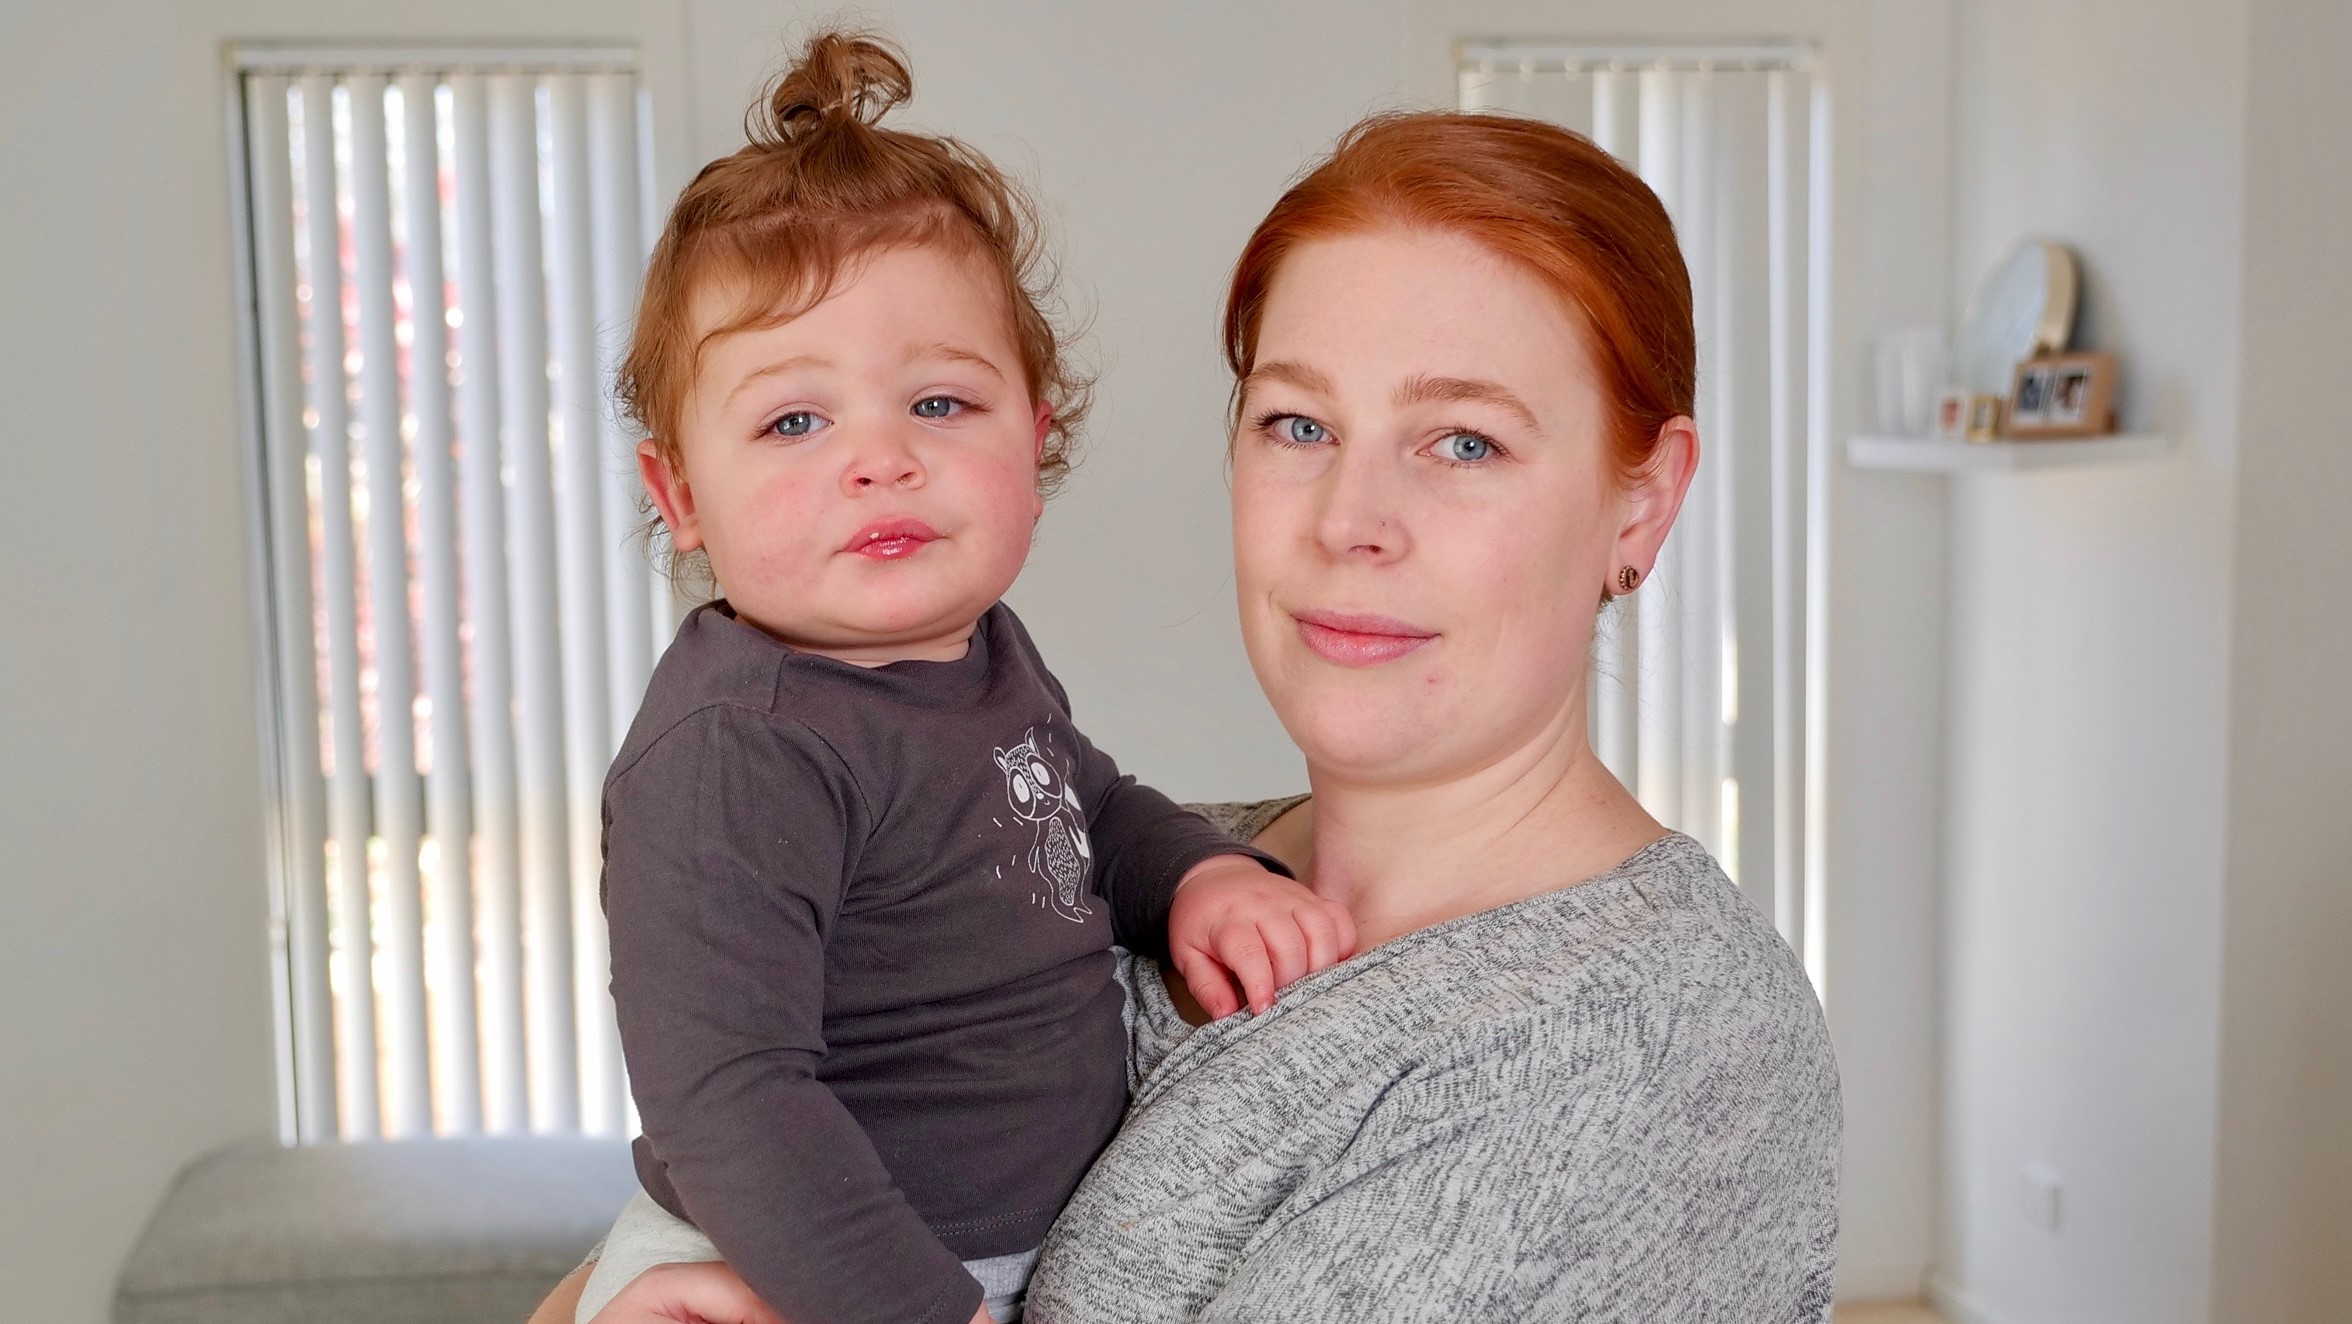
[1934,2,2247,1321]
[2210,0,2352,1316]
[0,6,695,1320]
[3,9,292,1320]
[1830,0,1960,1294]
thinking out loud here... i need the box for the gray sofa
[114,1134,638,1324]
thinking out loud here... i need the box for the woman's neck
[1299,723,1665,950]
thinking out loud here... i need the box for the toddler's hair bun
[751,28,914,145]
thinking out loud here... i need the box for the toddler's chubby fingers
[1254,915,1312,994]
[1171,944,1242,1021]
[1298,899,1357,973]
[1214,930,1278,1016]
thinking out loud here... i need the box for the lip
[841,518,942,560]
[1291,609,1438,666]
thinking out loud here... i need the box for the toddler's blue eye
[1436,432,1494,463]
[913,396,963,419]
[769,411,819,438]
[1280,416,1330,445]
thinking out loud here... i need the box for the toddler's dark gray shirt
[601,601,1270,1324]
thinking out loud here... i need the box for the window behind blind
[1458,41,1833,990]
[230,47,669,1143]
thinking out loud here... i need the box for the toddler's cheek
[963,460,1046,548]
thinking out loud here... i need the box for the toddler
[579,30,1353,1324]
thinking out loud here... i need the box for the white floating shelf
[1847,433,2167,472]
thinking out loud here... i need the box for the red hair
[1223,111,1694,480]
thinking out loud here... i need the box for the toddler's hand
[1167,855,1356,1018]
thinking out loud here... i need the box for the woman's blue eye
[913,395,964,420]
[1279,416,1330,445]
[1435,432,1495,463]
[769,411,821,439]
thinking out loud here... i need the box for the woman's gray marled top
[1023,804,1842,1323]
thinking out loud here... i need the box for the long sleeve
[602,705,982,1324]
[995,606,1290,956]
[1071,736,1292,957]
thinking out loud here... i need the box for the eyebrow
[913,341,1006,381]
[1394,375,1541,431]
[1242,362,1541,431]
[722,355,830,411]
[1240,360,1337,397]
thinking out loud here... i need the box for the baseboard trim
[1835,1260,1930,1302]
[1926,1271,2013,1324]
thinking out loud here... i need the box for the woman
[543,107,1841,1323]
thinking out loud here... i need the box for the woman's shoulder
[1372,834,1814,1013]
[1182,795,1311,847]
[1382,833,1837,1094]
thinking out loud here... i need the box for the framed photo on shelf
[2005,352,2119,438]
[1967,393,2003,442]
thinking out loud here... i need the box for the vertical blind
[1459,43,1831,977]
[233,49,667,1142]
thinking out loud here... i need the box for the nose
[841,425,926,495]
[1310,442,1408,563]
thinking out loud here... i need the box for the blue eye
[1277,415,1330,445]
[1434,432,1495,463]
[768,410,823,439]
[913,395,964,420]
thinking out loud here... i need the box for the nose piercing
[1617,565,1641,593]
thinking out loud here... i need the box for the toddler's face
[648,244,1048,664]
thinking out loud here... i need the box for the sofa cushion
[115,1134,637,1324]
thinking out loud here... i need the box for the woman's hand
[585,1260,787,1324]
[1168,853,1356,1016]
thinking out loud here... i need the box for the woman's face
[1231,226,1690,787]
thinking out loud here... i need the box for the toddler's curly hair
[621,27,1089,581]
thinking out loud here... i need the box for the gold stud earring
[1618,565,1641,593]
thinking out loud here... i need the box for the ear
[1612,416,1701,589]
[993,747,1011,771]
[639,440,703,554]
